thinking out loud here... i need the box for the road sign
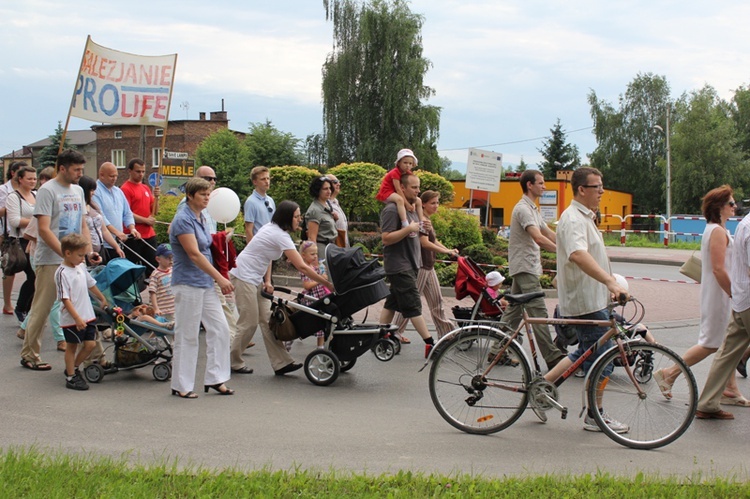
[148,172,164,188]
[165,151,189,160]
[465,148,502,192]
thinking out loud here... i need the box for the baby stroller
[262,245,399,386]
[451,256,505,329]
[84,258,174,384]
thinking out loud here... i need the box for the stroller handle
[261,286,293,300]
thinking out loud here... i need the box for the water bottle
[318,259,326,277]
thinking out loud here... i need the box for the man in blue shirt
[243,166,275,242]
[93,162,141,261]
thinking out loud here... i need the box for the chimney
[210,111,228,121]
[199,112,206,120]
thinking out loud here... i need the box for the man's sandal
[20,359,52,371]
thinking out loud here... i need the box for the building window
[114,130,122,139]
[152,148,163,168]
[155,128,164,137]
[111,149,126,168]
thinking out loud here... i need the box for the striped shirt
[147,267,175,318]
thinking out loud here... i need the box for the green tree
[537,119,581,179]
[414,170,454,204]
[322,0,441,171]
[194,128,252,199]
[304,133,328,169]
[588,73,672,213]
[245,120,303,168]
[730,85,750,157]
[38,121,74,168]
[517,157,528,172]
[671,85,749,213]
[328,162,385,221]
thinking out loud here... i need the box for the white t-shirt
[229,223,295,286]
[56,262,97,327]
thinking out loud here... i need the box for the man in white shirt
[696,211,750,420]
[543,167,628,433]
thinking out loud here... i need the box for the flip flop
[720,395,750,407]
[397,335,411,344]
[20,359,52,371]
[653,369,673,400]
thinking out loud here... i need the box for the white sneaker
[583,412,629,434]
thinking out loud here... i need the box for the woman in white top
[0,161,23,316]
[656,185,747,404]
[229,200,333,375]
[6,165,37,321]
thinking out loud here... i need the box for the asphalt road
[1,263,748,479]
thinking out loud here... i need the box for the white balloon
[207,187,241,223]
[613,273,628,291]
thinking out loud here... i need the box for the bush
[348,221,379,232]
[480,227,498,247]
[462,243,494,265]
[430,206,482,250]
[268,165,322,209]
[539,274,554,289]
[435,262,458,287]
[348,232,382,254]
[328,162,386,222]
[155,195,183,244]
[414,170,455,204]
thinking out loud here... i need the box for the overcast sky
[1,0,748,172]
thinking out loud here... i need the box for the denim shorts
[566,309,614,377]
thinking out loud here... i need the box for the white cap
[486,271,504,287]
[395,148,418,166]
[613,273,628,291]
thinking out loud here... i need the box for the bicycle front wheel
[429,329,531,434]
[586,343,697,449]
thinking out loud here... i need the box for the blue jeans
[566,309,614,377]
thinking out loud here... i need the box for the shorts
[565,309,614,377]
[62,322,97,344]
[383,270,422,319]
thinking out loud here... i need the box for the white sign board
[540,206,558,223]
[461,208,481,218]
[540,190,557,205]
[165,151,189,159]
[465,148,502,192]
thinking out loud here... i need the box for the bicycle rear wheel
[586,343,697,449]
[429,329,531,434]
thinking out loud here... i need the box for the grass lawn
[1,447,748,498]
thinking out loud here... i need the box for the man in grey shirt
[21,150,98,370]
[502,170,566,370]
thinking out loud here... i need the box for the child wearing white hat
[375,148,425,230]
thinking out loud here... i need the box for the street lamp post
[653,107,672,221]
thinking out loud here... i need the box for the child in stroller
[263,245,399,386]
[82,258,174,384]
[451,257,508,328]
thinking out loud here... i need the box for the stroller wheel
[84,364,105,384]
[392,337,402,355]
[304,349,340,386]
[372,339,396,362]
[152,362,172,382]
[339,358,357,372]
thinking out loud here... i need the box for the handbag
[679,252,701,283]
[1,193,28,276]
[268,302,298,342]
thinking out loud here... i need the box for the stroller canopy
[454,256,502,318]
[93,258,146,310]
[325,245,385,295]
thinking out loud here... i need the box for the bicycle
[424,291,698,449]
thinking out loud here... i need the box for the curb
[609,256,684,267]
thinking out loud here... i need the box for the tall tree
[671,85,749,213]
[537,119,581,179]
[730,85,750,157]
[245,120,303,168]
[588,73,671,213]
[322,0,441,171]
[38,121,74,168]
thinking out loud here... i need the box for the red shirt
[121,180,156,238]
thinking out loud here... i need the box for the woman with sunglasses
[656,185,748,406]
[305,176,339,257]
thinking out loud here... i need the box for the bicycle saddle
[503,291,546,305]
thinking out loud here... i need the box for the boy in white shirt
[56,233,108,391]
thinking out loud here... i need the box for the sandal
[720,394,750,407]
[20,359,52,371]
[232,366,254,374]
[57,341,67,352]
[171,389,198,399]
[397,334,411,344]
[16,328,25,340]
[3,308,14,315]
[654,369,673,400]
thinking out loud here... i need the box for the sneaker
[574,368,585,378]
[66,373,89,391]
[425,343,433,359]
[583,412,629,434]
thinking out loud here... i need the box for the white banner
[69,36,177,126]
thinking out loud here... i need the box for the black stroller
[262,245,398,386]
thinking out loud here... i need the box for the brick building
[92,110,243,182]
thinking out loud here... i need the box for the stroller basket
[115,339,161,368]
